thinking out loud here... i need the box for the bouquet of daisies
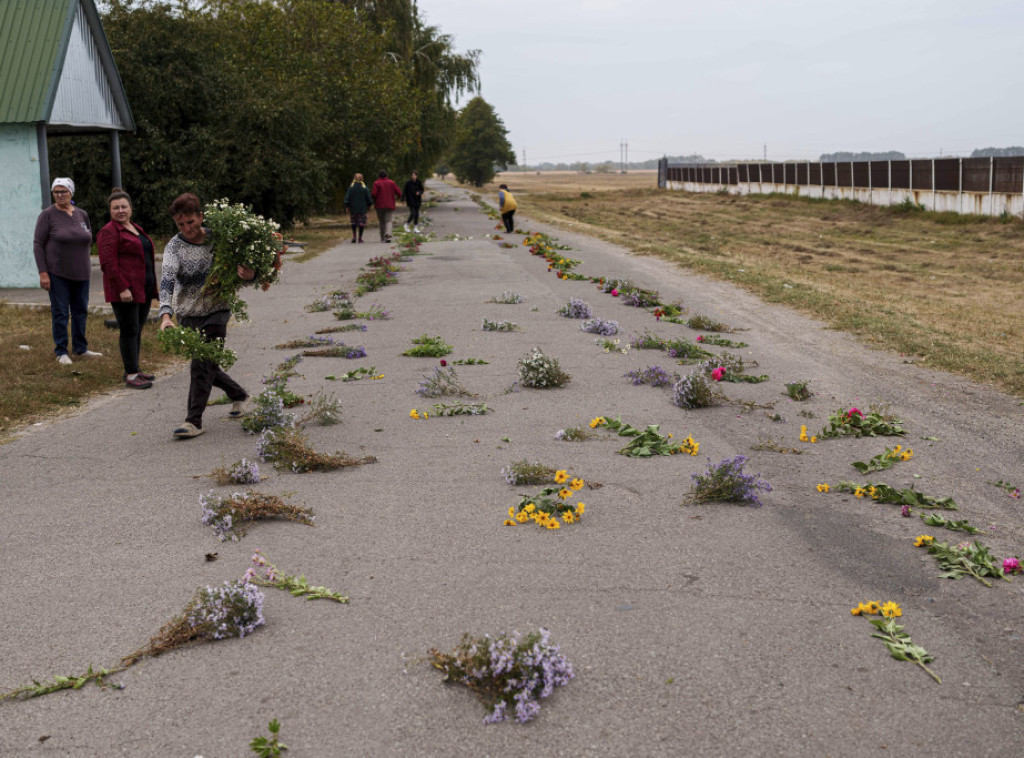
[203,199,284,320]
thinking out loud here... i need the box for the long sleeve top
[33,205,93,280]
[158,231,229,318]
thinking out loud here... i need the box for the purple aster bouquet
[687,455,771,507]
[429,628,574,724]
[0,581,264,701]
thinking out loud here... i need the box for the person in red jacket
[371,170,403,243]
[97,188,158,388]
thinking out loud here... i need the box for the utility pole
[522,148,526,171]
[625,140,628,172]
[763,143,767,161]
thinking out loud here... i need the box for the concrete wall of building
[0,124,43,287]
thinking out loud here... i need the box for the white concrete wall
[0,124,43,287]
[666,180,1024,218]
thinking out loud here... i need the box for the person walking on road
[158,193,253,439]
[498,184,517,233]
[371,170,402,242]
[97,188,158,389]
[403,171,424,233]
[344,173,373,244]
[33,177,103,364]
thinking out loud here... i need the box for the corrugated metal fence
[657,156,1024,217]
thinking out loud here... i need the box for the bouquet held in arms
[203,199,284,321]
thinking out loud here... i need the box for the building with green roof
[0,0,133,286]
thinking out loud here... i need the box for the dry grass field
[479,172,1024,397]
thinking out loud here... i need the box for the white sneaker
[76,350,103,358]
[57,354,72,365]
[414,226,421,233]
[403,224,410,232]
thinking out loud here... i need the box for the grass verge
[0,304,182,438]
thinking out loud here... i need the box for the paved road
[1,183,1022,756]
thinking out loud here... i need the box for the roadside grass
[493,181,1024,397]
[287,214,368,262]
[0,304,181,438]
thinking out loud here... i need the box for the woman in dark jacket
[402,171,424,232]
[344,173,373,243]
[97,188,158,388]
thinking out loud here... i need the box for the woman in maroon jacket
[97,188,158,389]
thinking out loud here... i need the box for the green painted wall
[0,123,42,287]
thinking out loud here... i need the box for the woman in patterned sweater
[158,193,253,439]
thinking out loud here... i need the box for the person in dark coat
[344,173,373,243]
[402,171,424,233]
[97,187,158,388]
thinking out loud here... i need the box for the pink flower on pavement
[696,335,703,342]
[710,366,725,381]
[440,359,447,367]
[901,505,911,517]
[1003,557,1022,574]
[610,289,619,297]
[846,407,862,418]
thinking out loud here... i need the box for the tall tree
[448,97,515,187]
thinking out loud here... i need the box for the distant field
[472,173,1024,396]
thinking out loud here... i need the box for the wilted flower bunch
[505,469,586,529]
[502,460,556,485]
[416,365,471,397]
[241,386,296,434]
[672,369,722,409]
[579,318,620,335]
[556,298,593,319]
[428,628,574,724]
[490,291,524,304]
[517,348,571,389]
[624,365,676,387]
[688,455,771,507]
[199,489,315,541]
[228,458,261,484]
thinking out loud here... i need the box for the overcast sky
[422,0,1024,164]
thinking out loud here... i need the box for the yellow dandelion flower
[589,416,606,429]
[880,601,902,619]
[810,436,818,443]
[865,601,881,615]
[554,470,569,484]
[816,483,830,493]
[800,433,809,442]
[562,511,575,524]
[850,605,863,616]
[516,512,529,523]
[422,412,429,419]
[854,488,865,498]
[575,502,585,515]
[508,506,515,518]
[524,503,536,514]
[900,450,913,461]
[558,488,572,500]
[913,535,934,547]
[409,409,419,419]
[547,520,561,530]
[570,478,585,491]
[503,519,516,526]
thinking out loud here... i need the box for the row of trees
[52,0,486,230]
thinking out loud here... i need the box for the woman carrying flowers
[344,173,372,244]
[158,193,251,439]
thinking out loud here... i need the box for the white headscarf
[51,177,75,196]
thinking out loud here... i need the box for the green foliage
[784,381,812,401]
[158,326,237,369]
[819,408,905,438]
[403,335,453,357]
[835,481,957,510]
[250,718,288,757]
[866,618,940,684]
[449,97,516,187]
[919,540,1008,587]
[51,0,477,230]
[919,513,982,535]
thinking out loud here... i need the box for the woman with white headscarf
[33,177,102,364]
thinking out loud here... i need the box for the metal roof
[0,0,134,130]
